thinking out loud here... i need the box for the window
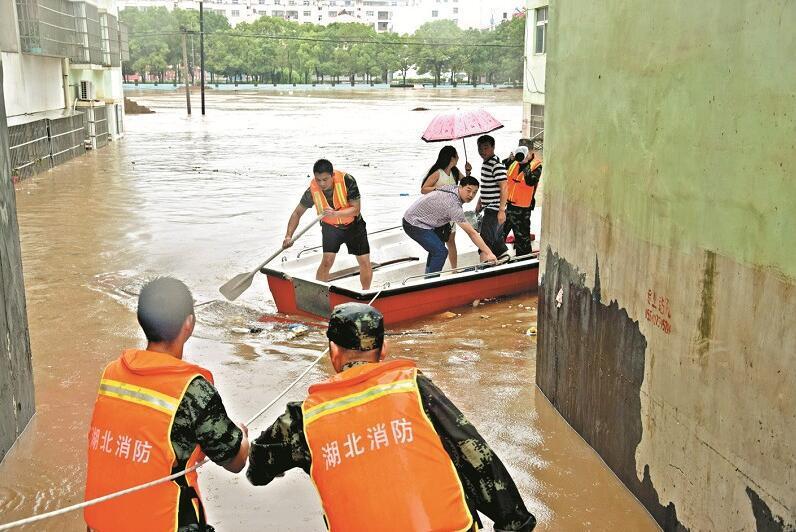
[452,6,457,13]
[303,10,310,15]
[366,10,374,15]
[231,9,240,16]
[259,0,265,4]
[535,6,548,54]
[378,21,388,30]
[288,0,295,4]
[232,0,238,4]
[328,10,336,16]
[377,10,389,19]
[529,104,544,141]
[432,10,438,17]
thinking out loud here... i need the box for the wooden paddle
[219,215,323,301]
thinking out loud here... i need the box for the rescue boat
[261,225,539,325]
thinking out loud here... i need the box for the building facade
[117,0,524,32]
[1,0,129,180]
[537,1,795,530]
[521,0,545,144]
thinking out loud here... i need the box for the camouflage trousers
[502,204,533,256]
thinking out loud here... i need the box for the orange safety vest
[302,359,474,532]
[506,159,541,208]
[310,170,355,226]
[84,349,214,532]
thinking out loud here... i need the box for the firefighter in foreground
[247,302,536,531]
[84,277,250,532]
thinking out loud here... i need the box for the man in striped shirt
[472,135,510,260]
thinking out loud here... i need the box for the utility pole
[181,29,191,115]
[190,33,195,85]
[200,1,206,115]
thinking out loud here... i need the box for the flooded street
[0,88,658,530]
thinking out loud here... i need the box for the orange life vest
[84,349,214,532]
[310,170,355,226]
[506,159,541,208]
[302,359,473,532]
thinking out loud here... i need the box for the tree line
[120,8,525,86]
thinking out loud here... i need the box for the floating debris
[287,324,310,338]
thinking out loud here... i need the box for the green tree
[493,15,525,84]
[412,20,461,86]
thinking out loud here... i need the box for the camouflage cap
[327,303,384,351]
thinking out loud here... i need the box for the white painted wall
[0,0,20,53]
[1,52,65,117]
[70,66,124,103]
[524,0,545,105]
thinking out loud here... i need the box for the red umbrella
[421,109,504,162]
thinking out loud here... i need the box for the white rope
[0,289,385,531]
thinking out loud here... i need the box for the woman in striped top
[420,145,464,268]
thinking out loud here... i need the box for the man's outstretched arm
[246,401,311,485]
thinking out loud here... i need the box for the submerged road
[0,88,658,530]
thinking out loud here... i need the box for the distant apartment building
[522,0,545,144]
[1,0,129,180]
[117,0,524,33]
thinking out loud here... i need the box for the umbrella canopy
[421,109,504,143]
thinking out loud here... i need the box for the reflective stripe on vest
[309,170,355,226]
[84,349,214,532]
[302,359,473,532]
[506,160,535,208]
[98,379,180,415]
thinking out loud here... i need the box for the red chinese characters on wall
[645,289,672,334]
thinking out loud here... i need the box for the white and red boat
[261,225,539,325]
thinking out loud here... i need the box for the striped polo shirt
[479,155,507,211]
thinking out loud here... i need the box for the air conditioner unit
[79,80,95,101]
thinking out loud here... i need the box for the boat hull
[266,260,539,325]
[331,266,538,325]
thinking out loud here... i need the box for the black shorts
[321,219,370,256]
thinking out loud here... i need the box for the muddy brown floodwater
[0,88,659,531]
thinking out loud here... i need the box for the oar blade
[219,271,255,301]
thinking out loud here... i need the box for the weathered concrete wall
[538,1,795,531]
[0,57,35,462]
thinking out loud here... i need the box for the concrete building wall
[1,53,65,117]
[537,1,795,531]
[0,56,36,463]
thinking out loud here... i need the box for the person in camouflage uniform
[84,278,249,532]
[247,303,536,531]
[502,145,542,257]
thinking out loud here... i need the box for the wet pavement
[0,88,659,530]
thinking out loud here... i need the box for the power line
[128,30,523,49]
